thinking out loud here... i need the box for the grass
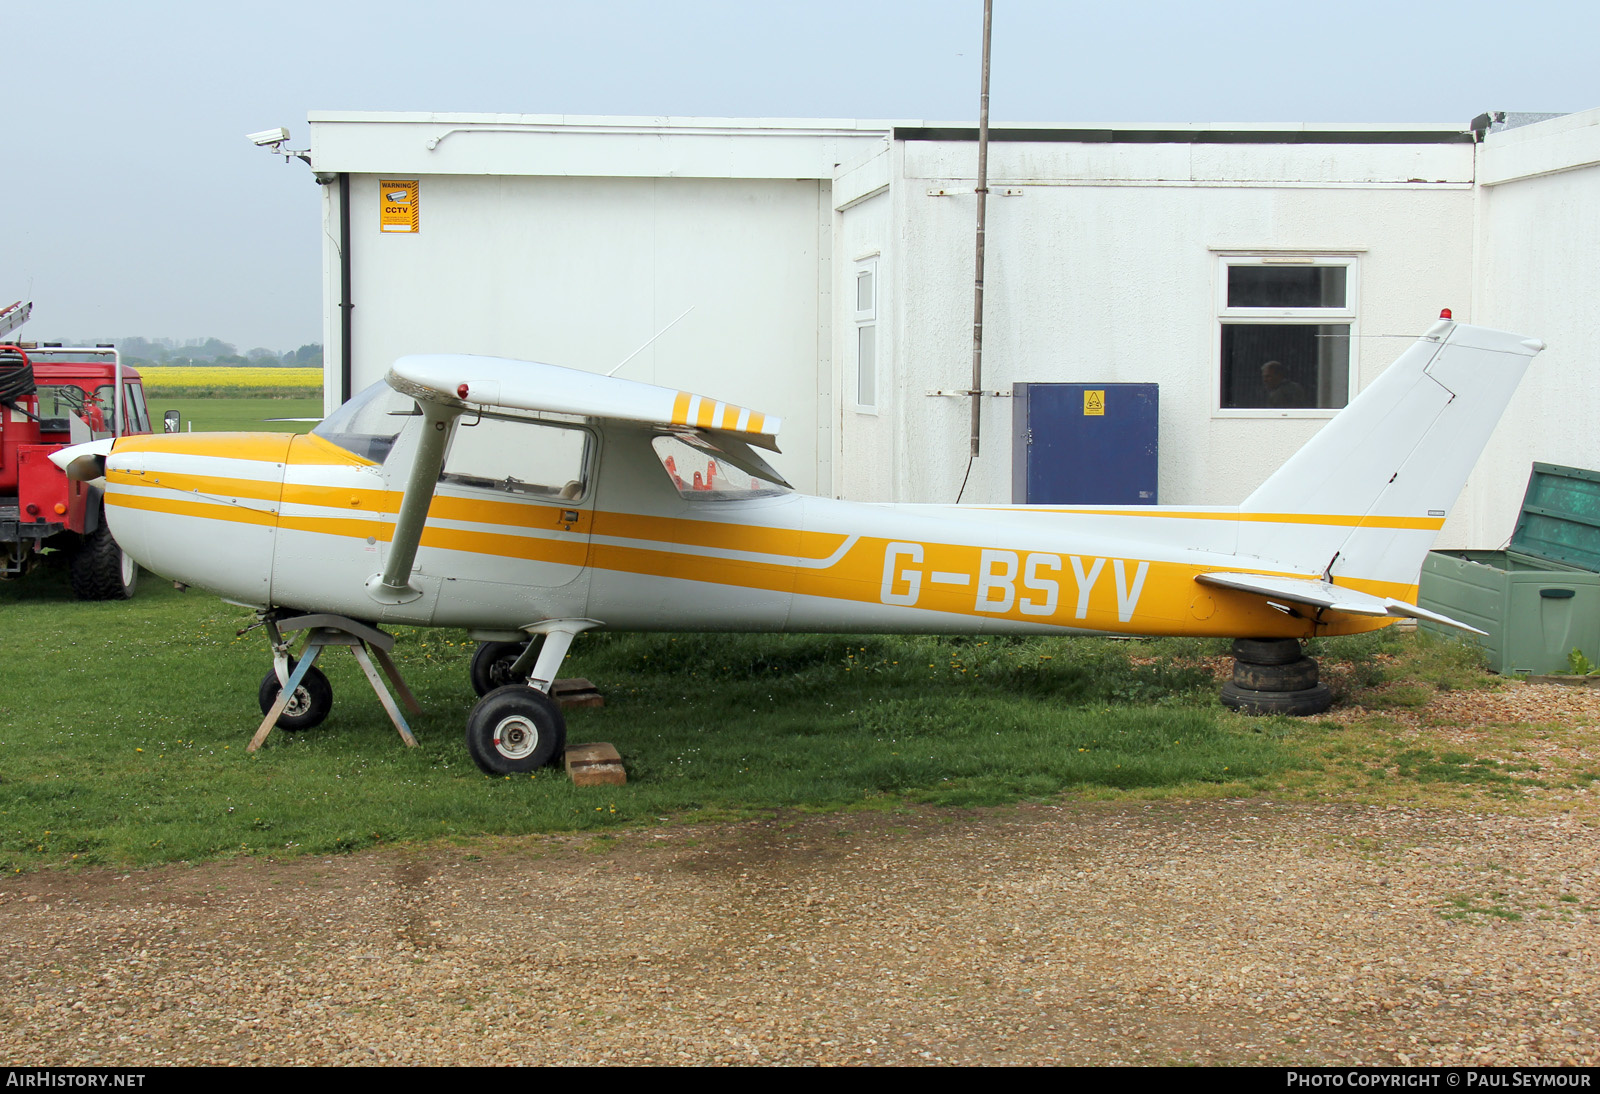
[0,567,1293,873]
[144,396,323,434]
[6,555,1593,874]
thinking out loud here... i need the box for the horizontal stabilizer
[1196,572,1487,636]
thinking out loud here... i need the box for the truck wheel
[69,525,138,601]
[258,661,334,731]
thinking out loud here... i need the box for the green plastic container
[1419,463,1600,675]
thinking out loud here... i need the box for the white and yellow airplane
[53,315,1542,774]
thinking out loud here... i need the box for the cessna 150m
[53,315,1541,775]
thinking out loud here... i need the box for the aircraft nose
[99,432,292,606]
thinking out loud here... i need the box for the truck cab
[1,344,152,598]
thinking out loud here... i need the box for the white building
[304,108,1600,548]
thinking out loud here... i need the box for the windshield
[313,382,416,463]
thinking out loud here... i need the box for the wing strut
[367,399,462,604]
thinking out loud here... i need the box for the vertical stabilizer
[1237,320,1542,587]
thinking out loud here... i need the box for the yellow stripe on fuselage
[108,491,280,528]
[984,507,1445,532]
[107,468,284,502]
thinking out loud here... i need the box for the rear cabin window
[651,434,788,500]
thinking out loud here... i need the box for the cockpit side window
[440,415,591,501]
[312,382,416,464]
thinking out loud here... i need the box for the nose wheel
[258,659,333,731]
[247,613,422,753]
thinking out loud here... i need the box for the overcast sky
[8,0,1597,352]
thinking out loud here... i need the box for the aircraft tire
[1230,638,1303,665]
[465,685,567,775]
[1232,656,1319,692]
[470,640,535,697]
[258,661,334,732]
[69,525,139,601]
[1219,681,1333,717]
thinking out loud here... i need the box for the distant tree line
[51,336,324,369]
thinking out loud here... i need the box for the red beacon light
[457,383,470,399]
[1439,308,1453,320]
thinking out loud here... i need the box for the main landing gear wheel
[258,660,334,732]
[69,524,138,601]
[465,685,567,775]
[470,639,538,697]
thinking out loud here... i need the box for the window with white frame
[854,260,877,410]
[1217,256,1356,414]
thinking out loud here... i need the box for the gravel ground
[3,684,1598,1067]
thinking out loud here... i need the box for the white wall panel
[341,173,827,491]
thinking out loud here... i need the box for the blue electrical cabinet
[1011,382,1159,505]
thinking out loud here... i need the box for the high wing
[388,355,783,450]
[371,354,786,604]
[1194,571,1487,635]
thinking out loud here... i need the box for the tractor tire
[1220,682,1333,716]
[69,525,138,601]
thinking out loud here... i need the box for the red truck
[1,336,153,599]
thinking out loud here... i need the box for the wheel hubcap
[492,715,539,759]
[283,686,311,717]
[119,549,135,588]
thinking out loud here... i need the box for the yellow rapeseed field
[137,366,322,388]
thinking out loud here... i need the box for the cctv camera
[247,127,290,147]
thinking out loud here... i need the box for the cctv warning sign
[1083,390,1105,416]
[380,179,419,233]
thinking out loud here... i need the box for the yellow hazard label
[379,179,419,233]
[1083,390,1105,416]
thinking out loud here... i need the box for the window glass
[94,385,117,432]
[313,381,416,463]
[1219,259,1354,412]
[855,260,878,411]
[441,416,589,501]
[34,385,86,423]
[652,434,789,500]
[857,325,876,408]
[1227,265,1346,309]
[124,382,150,433]
[1220,324,1349,409]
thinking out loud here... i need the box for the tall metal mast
[969,0,993,459]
